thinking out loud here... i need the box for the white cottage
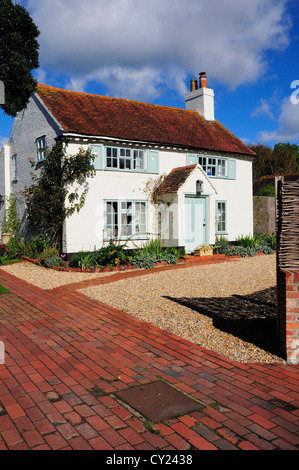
[0,73,256,254]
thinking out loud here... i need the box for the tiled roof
[157,165,197,195]
[36,84,256,156]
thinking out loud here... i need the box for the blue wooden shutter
[147,150,159,173]
[90,144,104,170]
[228,159,236,179]
[186,154,198,166]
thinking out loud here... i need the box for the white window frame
[105,199,147,241]
[199,156,227,177]
[216,200,227,234]
[11,155,17,182]
[36,136,46,162]
[106,146,146,172]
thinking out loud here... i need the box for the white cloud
[23,0,290,100]
[258,97,299,143]
[251,98,276,121]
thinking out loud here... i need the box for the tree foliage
[23,140,96,247]
[250,143,299,181]
[0,0,40,117]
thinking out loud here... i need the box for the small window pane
[134,150,145,170]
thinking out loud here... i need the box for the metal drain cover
[116,381,201,423]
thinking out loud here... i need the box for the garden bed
[1,233,276,273]
[20,253,228,273]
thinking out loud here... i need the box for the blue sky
[1,0,299,148]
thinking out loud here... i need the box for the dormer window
[36,136,46,162]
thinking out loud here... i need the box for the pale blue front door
[185,196,207,253]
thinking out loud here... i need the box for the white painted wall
[63,142,253,253]
[63,142,179,252]
[147,158,253,253]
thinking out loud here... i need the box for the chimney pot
[190,78,198,92]
[199,72,207,88]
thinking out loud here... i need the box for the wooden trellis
[276,176,299,271]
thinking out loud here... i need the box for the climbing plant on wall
[23,140,95,248]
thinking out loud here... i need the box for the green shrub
[140,239,164,258]
[131,253,156,268]
[132,245,178,268]
[38,247,60,266]
[221,244,274,257]
[235,234,257,248]
[69,251,95,269]
[5,237,26,259]
[164,246,183,259]
[254,233,276,250]
[1,195,20,236]
[257,184,275,197]
[95,243,132,267]
[43,255,63,268]
[214,236,230,254]
[27,234,52,258]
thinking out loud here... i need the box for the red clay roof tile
[157,165,197,195]
[36,84,255,157]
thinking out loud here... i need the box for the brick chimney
[185,72,215,121]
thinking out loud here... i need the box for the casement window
[105,200,147,240]
[90,144,159,173]
[106,146,146,171]
[36,136,46,162]
[198,156,227,177]
[216,201,227,234]
[11,155,17,182]
[186,154,236,179]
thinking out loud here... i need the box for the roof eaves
[34,92,64,133]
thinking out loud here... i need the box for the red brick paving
[0,261,298,451]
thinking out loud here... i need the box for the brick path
[0,262,298,451]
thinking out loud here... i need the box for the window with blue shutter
[101,145,150,173]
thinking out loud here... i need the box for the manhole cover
[116,381,202,423]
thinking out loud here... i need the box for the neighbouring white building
[0,73,256,254]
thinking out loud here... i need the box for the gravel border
[0,261,116,290]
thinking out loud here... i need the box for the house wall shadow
[164,287,280,356]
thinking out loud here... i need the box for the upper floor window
[198,156,227,177]
[11,155,17,182]
[186,154,236,179]
[36,136,46,162]
[106,146,146,171]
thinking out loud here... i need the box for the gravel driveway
[80,255,283,364]
[1,255,283,363]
